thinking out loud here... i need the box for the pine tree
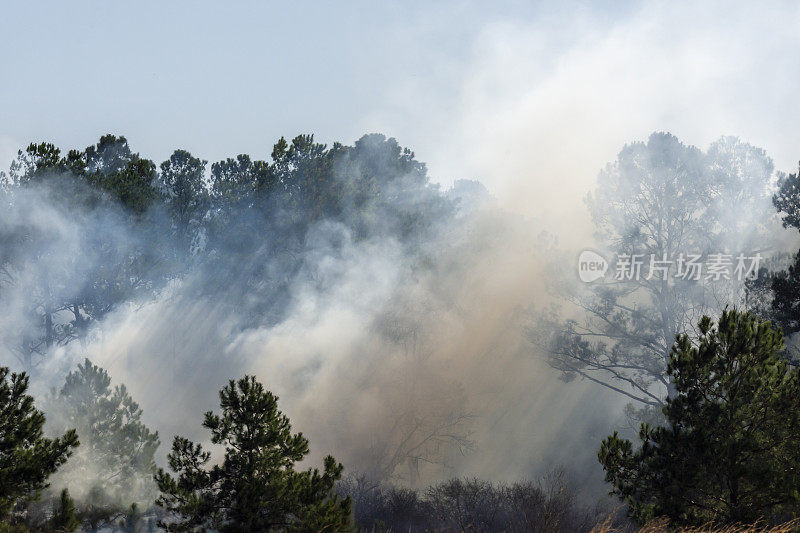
[0,368,79,520]
[119,503,141,533]
[50,489,79,532]
[155,376,352,532]
[770,164,800,334]
[599,308,800,526]
[49,360,159,511]
[159,149,209,251]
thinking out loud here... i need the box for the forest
[2,131,800,532]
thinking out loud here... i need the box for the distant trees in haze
[0,130,474,519]
[337,469,612,532]
[4,128,800,530]
[536,133,780,419]
[766,163,800,337]
[0,132,454,367]
[45,359,159,530]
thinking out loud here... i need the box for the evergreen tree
[155,376,351,532]
[76,486,123,533]
[50,489,79,532]
[770,250,800,335]
[48,360,159,510]
[770,163,800,335]
[159,150,209,251]
[1,136,162,369]
[119,502,142,533]
[599,308,800,526]
[83,135,160,214]
[0,368,78,520]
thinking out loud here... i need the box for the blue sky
[1,1,798,227]
[0,2,576,162]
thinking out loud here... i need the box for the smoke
[2,121,798,524]
[49,173,615,489]
[0,142,626,511]
[364,1,800,244]
[0,6,798,528]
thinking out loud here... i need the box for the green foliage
[7,143,71,185]
[210,153,274,207]
[51,489,79,532]
[82,135,160,214]
[160,150,209,250]
[88,157,159,214]
[770,250,800,335]
[769,165,800,335]
[155,375,351,532]
[76,486,124,532]
[0,367,78,520]
[84,135,135,176]
[0,523,32,533]
[0,134,164,369]
[599,308,800,526]
[119,502,142,533]
[49,359,159,506]
[773,163,800,231]
[6,135,159,214]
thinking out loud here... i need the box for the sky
[1,0,799,233]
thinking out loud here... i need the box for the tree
[201,133,453,329]
[768,163,800,336]
[209,154,274,209]
[83,135,159,214]
[155,375,351,532]
[206,154,275,265]
[1,143,87,368]
[599,309,800,526]
[425,478,503,531]
[83,135,136,177]
[0,367,79,520]
[773,163,800,231]
[770,251,800,336]
[0,136,161,370]
[539,133,776,414]
[47,359,159,511]
[272,134,341,223]
[119,503,142,533]
[50,489,79,532]
[338,133,451,241]
[159,150,208,251]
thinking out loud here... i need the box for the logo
[578,250,608,283]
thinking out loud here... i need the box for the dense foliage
[600,309,800,526]
[0,133,452,368]
[155,376,351,532]
[0,368,78,522]
[45,359,159,529]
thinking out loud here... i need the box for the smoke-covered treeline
[2,129,800,531]
[531,133,794,422]
[0,131,588,530]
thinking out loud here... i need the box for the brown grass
[590,514,800,533]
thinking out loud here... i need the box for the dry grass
[590,514,800,532]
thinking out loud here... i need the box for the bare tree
[362,309,474,485]
[535,133,777,415]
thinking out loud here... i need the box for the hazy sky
[1,1,799,226]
